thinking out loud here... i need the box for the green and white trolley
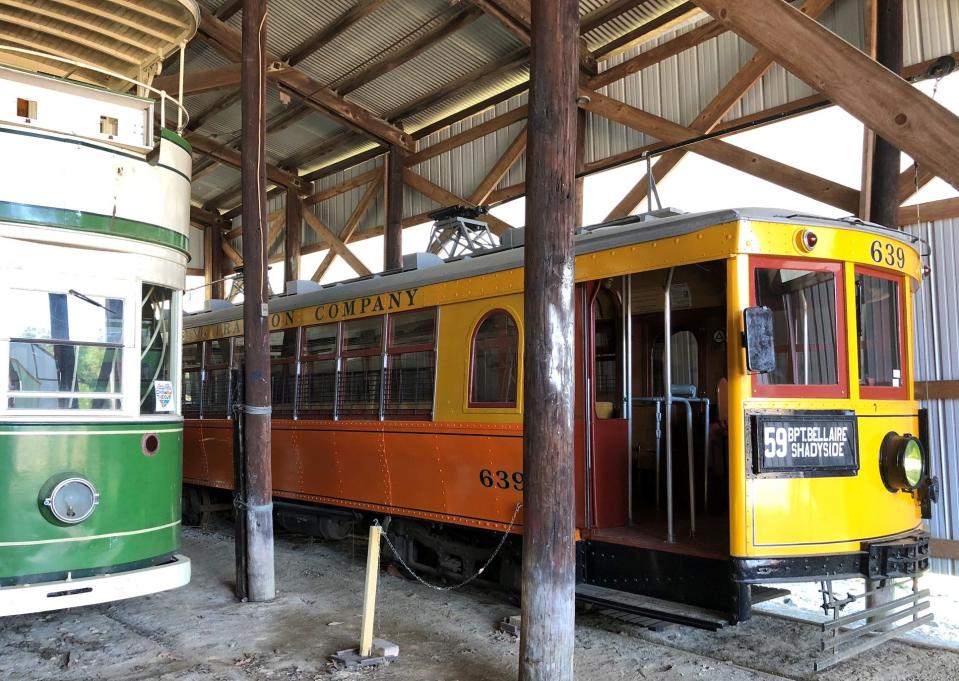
[0,1,198,615]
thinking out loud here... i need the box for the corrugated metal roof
[179,0,958,217]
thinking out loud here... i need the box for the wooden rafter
[187,133,301,189]
[153,63,241,96]
[590,16,725,89]
[221,239,242,267]
[580,88,859,213]
[607,0,834,220]
[215,0,243,21]
[283,131,368,174]
[306,168,382,206]
[580,0,652,35]
[693,0,959,189]
[898,162,936,204]
[311,178,383,281]
[403,169,514,235]
[197,7,413,151]
[472,0,597,76]
[898,197,959,226]
[408,106,527,166]
[301,201,373,277]
[284,0,389,66]
[592,2,701,62]
[468,126,527,205]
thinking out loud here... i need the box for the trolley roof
[0,1,200,91]
[185,208,920,330]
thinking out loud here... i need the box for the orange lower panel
[184,419,527,531]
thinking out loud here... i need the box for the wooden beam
[204,221,225,299]
[215,0,242,20]
[897,162,936,204]
[581,88,860,213]
[282,131,368,173]
[311,178,382,281]
[284,188,301,282]
[385,47,529,123]
[580,0,650,35]
[306,168,382,206]
[519,0,579,677]
[385,146,404,270]
[592,3,702,62]
[472,0,596,76]
[590,17,725,89]
[468,126,527,205]
[868,0,903,228]
[930,538,959,561]
[914,380,959,401]
[606,0,833,220]
[198,7,413,151]
[898,197,959,226]
[191,205,225,228]
[403,169,514,235]
[222,238,242,266]
[332,7,483,96]
[153,63,241,96]
[693,0,959,190]
[284,0,389,66]
[411,82,529,141]
[187,133,301,190]
[301,200,373,277]
[407,106,528,166]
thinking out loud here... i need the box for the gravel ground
[1,523,958,680]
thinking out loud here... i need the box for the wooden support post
[359,524,382,657]
[519,0,578,679]
[868,0,903,228]
[385,144,404,271]
[204,223,225,300]
[284,186,302,283]
[239,0,275,603]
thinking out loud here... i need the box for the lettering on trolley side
[184,288,421,341]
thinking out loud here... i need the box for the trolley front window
[856,269,905,397]
[7,289,124,409]
[752,259,846,397]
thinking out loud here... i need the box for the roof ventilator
[426,205,498,258]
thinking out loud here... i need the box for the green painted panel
[0,423,182,579]
[0,201,189,254]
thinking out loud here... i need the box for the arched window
[470,310,519,407]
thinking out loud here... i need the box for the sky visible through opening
[185,72,959,312]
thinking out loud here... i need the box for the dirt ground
[2,523,959,681]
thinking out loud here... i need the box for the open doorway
[587,261,730,558]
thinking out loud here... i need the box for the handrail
[0,45,190,133]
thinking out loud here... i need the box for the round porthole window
[41,477,100,524]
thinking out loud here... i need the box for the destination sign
[753,412,858,476]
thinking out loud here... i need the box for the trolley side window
[753,262,843,392]
[182,341,202,417]
[140,285,177,414]
[469,310,519,408]
[385,308,436,419]
[270,330,298,418]
[8,289,124,410]
[202,339,230,418]
[856,269,904,395]
[299,323,338,418]
[339,317,384,419]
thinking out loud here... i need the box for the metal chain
[373,503,523,592]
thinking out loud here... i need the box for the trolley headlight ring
[879,432,926,492]
[40,476,100,524]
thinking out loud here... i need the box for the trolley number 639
[870,239,905,270]
[479,469,524,491]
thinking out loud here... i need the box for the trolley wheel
[182,486,203,527]
[317,517,353,541]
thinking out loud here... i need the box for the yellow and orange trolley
[182,208,935,624]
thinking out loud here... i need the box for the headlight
[880,433,926,492]
[40,476,100,524]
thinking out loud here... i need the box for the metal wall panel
[906,218,959,575]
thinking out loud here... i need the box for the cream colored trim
[0,520,181,547]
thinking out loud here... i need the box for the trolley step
[575,583,728,630]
